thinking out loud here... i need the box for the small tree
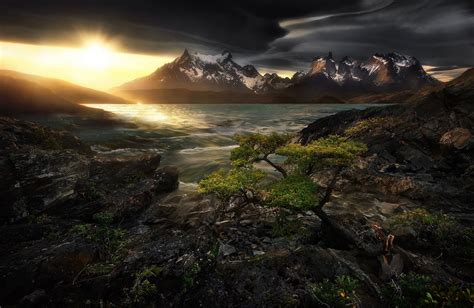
[198,132,367,240]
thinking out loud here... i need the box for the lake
[29,104,379,185]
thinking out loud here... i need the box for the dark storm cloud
[0,0,472,70]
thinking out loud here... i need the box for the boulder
[0,149,89,222]
[439,127,472,149]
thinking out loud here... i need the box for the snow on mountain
[117,49,439,97]
[299,52,439,90]
[117,49,285,93]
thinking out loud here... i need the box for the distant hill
[0,70,129,114]
[114,49,441,103]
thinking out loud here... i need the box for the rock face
[0,117,181,305]
[116,49,438,99]
[300,68,474,216]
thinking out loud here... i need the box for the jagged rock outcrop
[300,68,474,215]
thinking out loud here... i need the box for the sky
[0,0,472,90]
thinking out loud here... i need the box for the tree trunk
[317,166,343,208]
[314,208,382,256]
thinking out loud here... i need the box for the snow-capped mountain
[118,49,288,93]
[117,49,439,100]
[296,52,439,92]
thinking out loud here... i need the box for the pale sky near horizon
[0,39,469,91]
[0,40,175,90]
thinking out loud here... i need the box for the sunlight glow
[83,103,170,124]
[0,40,175,90]
[80,43,112,69]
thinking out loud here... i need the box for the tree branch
[253,154,288,177]
[316,166,343,209]
[262,157,287,177]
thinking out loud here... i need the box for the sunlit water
[34,104,381,184]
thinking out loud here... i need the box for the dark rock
[153,166,179,193]
[300,69,474,214]
[1,149,89,222]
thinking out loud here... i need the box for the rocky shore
[0,69,473,307]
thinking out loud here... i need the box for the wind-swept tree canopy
[198,167,265,202]
[277,135,368,175]
[199,132,367,212]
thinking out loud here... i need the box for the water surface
[75,103,377,183]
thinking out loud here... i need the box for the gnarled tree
[198,132,368,247]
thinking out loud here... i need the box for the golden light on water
[0,38,175,90]
[83,103,170,124]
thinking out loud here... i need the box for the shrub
[127,266,163,304]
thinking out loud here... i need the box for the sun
[80,42,112,69]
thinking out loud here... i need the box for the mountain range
[115,49,440,102]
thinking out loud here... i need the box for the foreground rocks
[1,70,473,306]
[0,117,181,305]
[301,69,474,218]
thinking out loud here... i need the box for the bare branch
[316,166,343,209]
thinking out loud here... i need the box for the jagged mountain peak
[175,49,233,66]
[313,52,334,61]
[118,48,292,93]
[309,52,337,76]
[118,49,439,96]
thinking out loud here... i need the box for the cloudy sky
[0,0,472,87]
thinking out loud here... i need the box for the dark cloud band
[0,0,472,71]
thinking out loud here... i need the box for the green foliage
[383,272,474,307]
[199,132,367,217]
[389,209,474,263]
[183,262,202,288]
[231,132,292,167]
[70,212,126,258]
[93,212,115,225]
[136,265,163,280]
[77,180,105,201]
[265,175,317,210]
[198,167,265,201]
[277,135,367,173]
[127,265,163,304]
[309,275,360,307]
[344,116,399,136]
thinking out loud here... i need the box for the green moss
[389,209,474,263]
[344,116,399,136]
[183,262,202,288]
[309,275,360,308]
[126,265,163,304]
[382,272,474,307]
[70,212,126,259]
